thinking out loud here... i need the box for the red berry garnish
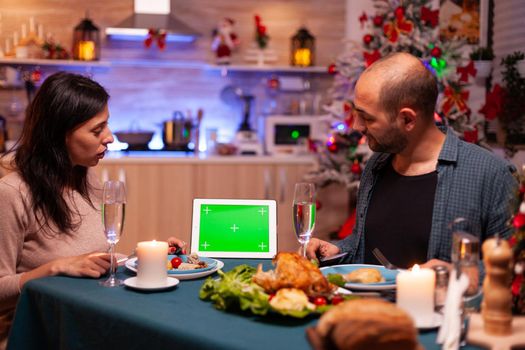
[331,295,344,305]
[170,257,183,269]
[313,296,327,306]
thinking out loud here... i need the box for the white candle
[29,16,35,33]
[21,24,27,38]
[136,240,168,286]
[396,264,436,327]
[37,24,44,40]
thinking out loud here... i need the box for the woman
[0,72,183,348]
[0,72,113,348]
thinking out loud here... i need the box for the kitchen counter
[102,152,317,165]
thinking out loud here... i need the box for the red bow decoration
[479,84,505,121]
[363,50,381,67]
[421,7,439,28]
[442,85,469,115]
[359,12,368,28]
[383,16,414,43]
[457,61,477,82]
[145,29,167,50]
[463,128,478,143]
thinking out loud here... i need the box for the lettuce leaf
[199,265,270,315]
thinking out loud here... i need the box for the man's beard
[366,126,408,154]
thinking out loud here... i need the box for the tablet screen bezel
[191,198,277,258]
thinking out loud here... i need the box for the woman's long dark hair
[14,72,109,234]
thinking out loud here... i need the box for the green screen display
[198,204,270,252]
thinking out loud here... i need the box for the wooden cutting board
[467,313,525,350]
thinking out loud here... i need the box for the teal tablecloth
[7,259,482,350]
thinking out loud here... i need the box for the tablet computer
[191,199,277,258]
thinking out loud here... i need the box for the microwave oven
[264,115,331,155]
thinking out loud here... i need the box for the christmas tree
[510,168,525,315]
[308,0,484,191]
[306,0,485,238]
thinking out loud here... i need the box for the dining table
[7,258,484,350]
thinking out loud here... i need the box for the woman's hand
[51,252,112,278]
[19,252,112,289]
[167,237,187,254]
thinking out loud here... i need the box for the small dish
[124,276,179,291]
[320,264,399,291]
[417,312,443,330]
[126,258,224,281]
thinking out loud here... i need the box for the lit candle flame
[412,264,420,272]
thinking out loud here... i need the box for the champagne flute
[99,180,126,287]
[293,182,316,257]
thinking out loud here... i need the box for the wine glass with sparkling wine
[99,180,126,287]
[293,183,316,257]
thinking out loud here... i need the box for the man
[306,52,517,269]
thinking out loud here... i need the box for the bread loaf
[307,299,421,350]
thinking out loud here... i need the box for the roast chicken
[252,252,334,296]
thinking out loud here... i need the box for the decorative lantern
[72,15,100,61]
[290,27,315,67]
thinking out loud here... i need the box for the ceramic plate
[320,264,399,291]
[126,258,224,281]
[129,255,217,274]
[417,312,443,330]
[124,276,179,291]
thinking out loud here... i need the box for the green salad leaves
[199,265,270,315]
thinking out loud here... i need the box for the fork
[372,248,400,270]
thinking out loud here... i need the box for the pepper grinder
[451,231,480,297]
[481,237,513,335]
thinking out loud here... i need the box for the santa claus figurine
[211,18,240,64]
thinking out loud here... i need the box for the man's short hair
[366,53,438,121]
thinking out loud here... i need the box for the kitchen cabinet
[94,162,196,254]
[95,155,319,254]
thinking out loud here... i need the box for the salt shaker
[451,231,480,297]
[432,265,449,312]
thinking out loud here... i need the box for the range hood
[105,0,200,43]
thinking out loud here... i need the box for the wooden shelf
[0,57,329,74]
[0,57,111,69]
[205,64,329,74]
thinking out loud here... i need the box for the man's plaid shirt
[336,127,518,263]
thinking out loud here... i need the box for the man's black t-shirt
[363,162,438,269]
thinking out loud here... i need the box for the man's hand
[420,258,452,270]
[305,238,340,261]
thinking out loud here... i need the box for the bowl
[114,131,155,147]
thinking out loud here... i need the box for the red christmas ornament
[513,213,525,229]
[359,12,368,28]
[267,76,280,90]
[463,128,478,143]
[351,159,362,175]
[363,34,373,45]
[373,15,384,27]
[31,68,42,83]
[394,6,405,19]
[430,46,442,58]
[363,50,381,67]
[327,63,337,75]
